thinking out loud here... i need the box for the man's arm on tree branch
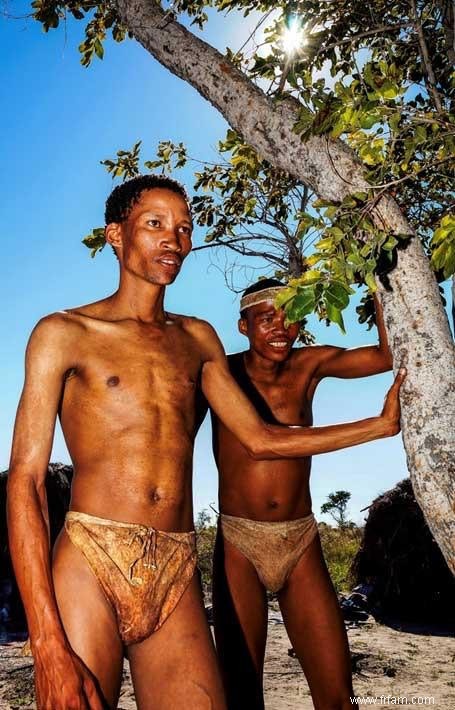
[7,315,103,710]
[314,294,393,378]
[196,320,403,460]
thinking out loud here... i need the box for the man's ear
[238,317,248,337]
[105,222,123,254]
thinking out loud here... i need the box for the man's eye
[179,226,192,235]
[147,219,160,227]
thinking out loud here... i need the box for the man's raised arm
[196,321,404,460]
[7,315,103,710]
[313,294,393,379]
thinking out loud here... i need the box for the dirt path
[1,618,454,709]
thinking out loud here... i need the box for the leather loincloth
[64,511,197,645]
[220,512,318,593]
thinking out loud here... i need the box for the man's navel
[267,499,280,510]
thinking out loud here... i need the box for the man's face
[238,300,300,362]
[108,188,193,286]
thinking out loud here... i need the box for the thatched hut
[351,477,455,623]
[0,463,73,633]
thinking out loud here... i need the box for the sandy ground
[1,611,454,709]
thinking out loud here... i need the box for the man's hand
[34,642,105,710]
[379,368,407,436]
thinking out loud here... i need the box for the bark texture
[115,0,455,573]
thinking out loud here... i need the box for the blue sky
[1,8,452,525]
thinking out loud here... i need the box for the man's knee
[188,680,225,710]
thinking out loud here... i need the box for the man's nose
[274,311,287,330]
[159,228,183,252]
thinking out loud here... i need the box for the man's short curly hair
[104,174,190,225]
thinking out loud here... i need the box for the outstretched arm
[197,321,403,460]
[314,294,393,379]
[7,315,103,710]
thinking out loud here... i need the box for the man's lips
[156,255,182,269]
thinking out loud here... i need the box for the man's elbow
[6,467,21,498]
[6,466,42,507]
[383,352,394,371]
[375,347,393,372]
[246,441,265,460]
[245,426,278,460]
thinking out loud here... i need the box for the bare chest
[249,371,316,426]
[63,325,201,409]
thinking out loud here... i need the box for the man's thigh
[52,529,124,708]
[127,573,226,710]
[278,534,354,708]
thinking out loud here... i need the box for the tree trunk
[452,274,455,335]
[115,0,455,572]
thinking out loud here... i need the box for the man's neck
[110,272,167,324]
[244,349,287,381]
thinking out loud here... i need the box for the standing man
[211,278,395,710]
[8,177,403,710]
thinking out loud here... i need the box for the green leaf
[306,253,324,267]
[365,271,377,292]
[389,113,401,131]
[313,198,335,209]
[82,227,106,258]
[298,270,322,286]
[377,80,400,100]
[325,302,345,333]
[382,236,398,251]
[285,287,316,322]
[324,205,339,220]
[359,111,382,129]
[352,192,369,203]
[274,287,297,309]
[346,250,364,266]
[327,226,344,240]
[315,238,335,251]
[94,38,104,60]
[431,215,455,245]
[325,282,350,310]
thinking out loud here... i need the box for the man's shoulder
[30,305,95,346]
[32,310,78,336]
[25,311,86,369]
[177,314,219,340]
[174,316,228,363]
[290,344,339,368]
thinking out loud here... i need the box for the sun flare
[282,17,305,55]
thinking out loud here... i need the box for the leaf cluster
[31,0,130,66]
[33,0,454,330]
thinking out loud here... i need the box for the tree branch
[409,0,445,114]
[192,233,286,251]
[313,22,413,58]
[211,241,289,267]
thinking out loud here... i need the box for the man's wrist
[374,415,395,438]
[30,628,69,657]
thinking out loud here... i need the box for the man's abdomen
[219,457,312,522]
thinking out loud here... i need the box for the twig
[409,0,444,114]
[233,9,275,60]
[313,22,413,58]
